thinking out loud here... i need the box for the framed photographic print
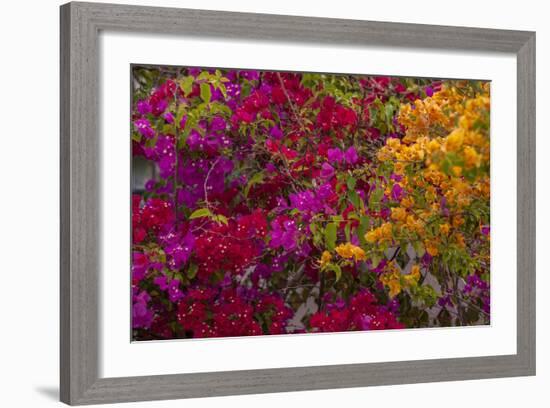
[60,1,535,405]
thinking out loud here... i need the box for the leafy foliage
[131,66,490,340]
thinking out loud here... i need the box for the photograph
[0,0,542,406]
[131,66,491,341]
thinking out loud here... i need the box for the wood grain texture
[60,2,536,405]
[516,34,536,372]
[60,2,100,404]
[68,1,533,52]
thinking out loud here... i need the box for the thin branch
[455,294,490,318]
[173,82,181,225]
[203,156,221,208]
[276,72,308,133]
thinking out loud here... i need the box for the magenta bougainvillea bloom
[163,230,195,270]
[132,252,149,283]
[320,163,335,179]
[133,118,155,139]
[391,183,404,201]
[269,217,298,251]
[344,146,359,164]
[269,125,284,139]
[136,100,152,115]
[132,290,153,329]
[289,190,321,214]
[327,148,344,163]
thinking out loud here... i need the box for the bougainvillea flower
[320,163,335,179]
[167,279,184,302]
[164,231,195,269]
[130,66,490,341]
[132,290,153,329]
[269,125,284,139]
[162,111,174,124]
[327,148,344,163]
[210,116,227,132]
[133,118,155,139]
[136,99,152,115]
[269,217,298,251]
[131,252,149,282]
[344,146,359,164]
[391,184,404,201]
[289,190,321,213]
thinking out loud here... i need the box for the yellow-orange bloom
[404,264,421,286]
[400,196,414,209]
[320,250,332,267]
[387,280,402,298]
[335,243,366,262]
[445,128,465,152]
[451,166,462,177]
[425,240,439,256]
[439,223,451,236]
[463,146,482,168]
[380,262,402,298]
[410,264,421,279]
[452,216,464,228]
[427,139,441,153]
[365,230,378,244]
[391,207,408,222]
[455,233,466,248]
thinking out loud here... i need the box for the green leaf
[186,263,198,280]
[332,264,342,282]
[200,82,211,104]
[162,123,175,134]
[241,81,252,98]
[324,223,337,251]
[348,190,360,209]
[180,114,197,147]
[369,187,384,209]
[371,253,381,269]
[197,71,211,81]
[357,215,369,246]
[346,176,357,190]
[347,212,360,221]
[385,103,395,128]
[216,82,228,98]
[208,101,232,116]
[309,223,317,235]
[189,208,212,220]
[244,172,264,197]
[179,76,194,96]
[413,241,426,258]
[215,214,229,225]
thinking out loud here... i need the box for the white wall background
[0,0,545,407]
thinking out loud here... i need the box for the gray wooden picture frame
[60,1,536,405]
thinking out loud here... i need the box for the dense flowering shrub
[131,66,490,340]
